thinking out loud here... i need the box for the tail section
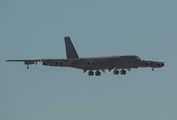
[64,37,79,59]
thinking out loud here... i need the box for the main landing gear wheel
[113,69,119,75]
[95,70,101,76]
[120,69,126,75]
[88,70,94,76]
[27,65,29,69]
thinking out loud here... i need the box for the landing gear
[120,69,126,75]
[88,70,101,76]
[113,69,126,75]
[113,69,119,75]
[88,62,94,65]
[95,70,101,76]
[87,69,126,76]
[27,65,29,69]
[152,68,154,71]
[88,70,94,76]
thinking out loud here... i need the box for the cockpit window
[131,56,136,59]
[131,56,139,59]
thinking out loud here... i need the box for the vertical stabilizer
[64,37,79,59]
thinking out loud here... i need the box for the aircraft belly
[116,58,140,69]
[69,62,111,70]
[65,57,141,70]
[69,62,138,70]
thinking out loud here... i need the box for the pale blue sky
[1,0,177,120]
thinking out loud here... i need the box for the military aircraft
[6,37,164,76]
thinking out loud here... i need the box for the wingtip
[6,60,12,62]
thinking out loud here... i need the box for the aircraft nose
[161,63,165,67]
[133,56,141,65]
[137,57,142,65]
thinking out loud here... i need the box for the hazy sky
[1,0,177,120]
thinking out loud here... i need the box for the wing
[6,59,41,64]
[6,59,43,69]
[6,58,80,69]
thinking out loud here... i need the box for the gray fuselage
[59,55,142,71]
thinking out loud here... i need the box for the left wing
[6,59,41,64]
[6,59,42,69]
[6,58,80,69]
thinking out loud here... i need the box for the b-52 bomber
[6,37,165,76]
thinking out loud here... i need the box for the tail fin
[64,37,79,59]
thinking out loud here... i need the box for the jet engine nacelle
[145,63,150,66]
[140,61,153,67]
[87,61,94,65]
[42,61,62,66]
[24,61,35,65]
